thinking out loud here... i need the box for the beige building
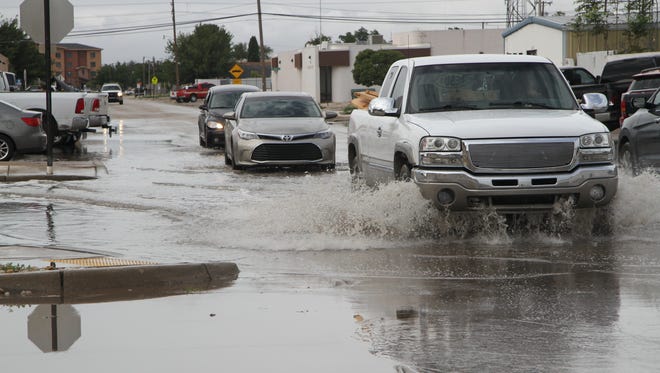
[0,53,9,72]
[271,29,504,103]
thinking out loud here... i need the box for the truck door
[369,66,407,181]
[635,91,660,168]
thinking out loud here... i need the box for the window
[55,52,61,58]
[90,62,96,68]
[390,66,408,109]
[380,66,400,97]
[91,52,96,58]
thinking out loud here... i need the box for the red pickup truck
[175,82,215,103]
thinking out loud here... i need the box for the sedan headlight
[206,120,224,129]
[579,132,611,148]
[314,130,333,139]
[238,129,258,140]
[420,136,462,152]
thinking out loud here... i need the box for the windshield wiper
[490,101,557,109]
[418,104,479,112]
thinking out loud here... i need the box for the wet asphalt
[1,96,660,372]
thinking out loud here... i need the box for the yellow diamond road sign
[230,64,243,79]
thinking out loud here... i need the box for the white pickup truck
[0,75,110,144]
[348,54,618,212]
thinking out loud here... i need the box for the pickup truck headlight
[579,133,610,148]
[206,120,224,129]
[578,132,614,163]
[420,137,462,152]
[419,136,463,167]
[238,129,258,140]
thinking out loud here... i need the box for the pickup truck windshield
[408,62,578,114]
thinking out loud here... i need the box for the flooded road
[2,97,660,372]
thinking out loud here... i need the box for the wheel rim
[0,139,8,160]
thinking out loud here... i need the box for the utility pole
[257,0,267,91]
[171,0,180,88]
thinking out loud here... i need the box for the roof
[395,54,552,67]
[208,84,261,93]
[56,43,102,51]
[502,16,570,38]
[242,91,314,99]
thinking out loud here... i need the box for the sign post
[20,0,74,175]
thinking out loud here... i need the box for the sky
[0,0,577,65]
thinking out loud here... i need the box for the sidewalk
[0,161,105,182]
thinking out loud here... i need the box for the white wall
[393,29,504,55]
[272,50,302,92]
[504,24,564,65]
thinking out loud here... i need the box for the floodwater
[1,98,660,372]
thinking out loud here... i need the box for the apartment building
[51,43,102,89]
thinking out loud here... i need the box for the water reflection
[348,244,622,372]
[27,304,80,353]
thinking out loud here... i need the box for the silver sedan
[223,91,337,170]
[0,100,46,161]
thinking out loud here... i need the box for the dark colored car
[197,84,260,148]
[0,100,46,161]
[618,86,660,175]
[619,67,660,125]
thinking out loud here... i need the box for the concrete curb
[0,161,105,182]
[0,262,239,304]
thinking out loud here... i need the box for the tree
[623,0,655,52]
[352,49,405,87]
[233,42,248,61]
[306,33,332,46]
[338,27,381,43]
[166,23,233,82]
[0,17,45,87]
[247,36,260,62]
[571,0,611,49]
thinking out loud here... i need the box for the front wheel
[349,153,362,184]
[397,162,412,182]
[0,134,15,161]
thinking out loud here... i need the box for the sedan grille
[252,143,322,161]
[468,141,575,169]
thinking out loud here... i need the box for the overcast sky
[1,0,577,64]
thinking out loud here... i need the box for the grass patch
[0,262,36,273]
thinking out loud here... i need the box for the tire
[397,162,412,182]
[189,94,198,103]
[349,153,362,184]
[321,163,335,171]
[119,100,124,105]
[224,151,231,165]
[200,129,208,147]
[230,143,244,170]
[0,134,16,161]
[618,141,638,176]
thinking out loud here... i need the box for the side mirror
[580,92,609,114]
[368,97,399,117]
[223,111,236,120]
[324,111,338,120]
[199,104,207,111]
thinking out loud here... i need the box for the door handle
[376,127,382,137]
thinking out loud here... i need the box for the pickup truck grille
[468,141,575,169]
[252,143,322,161]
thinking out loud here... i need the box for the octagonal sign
[20,0,74,44]
[28,304,81,353]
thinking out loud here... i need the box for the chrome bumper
[413,164,618,211]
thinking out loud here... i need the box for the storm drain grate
[49,257,156,267]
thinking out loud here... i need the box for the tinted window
[390,66,408,109]
[380,65,400,97]
[630,77,660,90]
[209,90,253,109]
[241,96,322,118]
[601,57,658,83]
[407,62,577,114]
